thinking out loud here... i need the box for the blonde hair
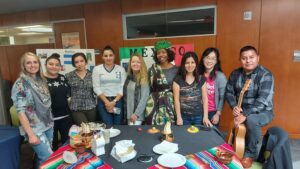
[20,52,46,80]
[127,54,148,85]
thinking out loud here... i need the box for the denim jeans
[182,114,203,125]
[244,112,273,158]
[31,128,54,167]
[97,98,123,125]
[208,111,219,128]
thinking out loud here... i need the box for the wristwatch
[113,99,118,103]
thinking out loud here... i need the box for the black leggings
[52,116,73,150]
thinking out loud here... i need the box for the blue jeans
[31,128,53,167]
[244,113,273,158]
[97,98,123,125]
[182,114,203,125]
[208,111,219,128]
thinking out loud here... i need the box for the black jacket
[257,126,293,169]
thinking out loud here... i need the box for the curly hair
[153,48,175,64]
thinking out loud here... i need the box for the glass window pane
[124,6,215,39]
[0,24,54,46]
[166,8,215,36]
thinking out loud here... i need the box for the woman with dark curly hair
[145,40,178,125]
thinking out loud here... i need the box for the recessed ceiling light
[18,32,42,35]
[22,27,53,33]
[16,25,43,29]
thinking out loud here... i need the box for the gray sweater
[214,71,227,112]
[123,76,150,121]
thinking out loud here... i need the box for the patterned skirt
[144,91,175,125]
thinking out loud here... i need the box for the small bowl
[74,143,86,154]
[81,133,93,148]
[216,148,233,164]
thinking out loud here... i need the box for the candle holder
[160,122,174,142]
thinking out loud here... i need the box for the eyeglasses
[204,57,217,61]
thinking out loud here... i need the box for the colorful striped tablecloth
[148,143,243,169]
[40,145,112,169]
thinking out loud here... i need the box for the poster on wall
[119,44,194,70]
[61,32,80,49]
[36,49,95,74]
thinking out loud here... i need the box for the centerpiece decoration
[187,125,199,133]
[81,123,93,148]
[147,126,160,134]
[160,122,174,142]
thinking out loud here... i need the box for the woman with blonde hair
[123,54,150,125]
[11,52,54,167]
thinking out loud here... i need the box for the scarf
[20,73,53,126]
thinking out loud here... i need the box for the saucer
[153,143,178,154]
[158,153,186,168]
[63,151,77,164]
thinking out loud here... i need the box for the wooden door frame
[52,18,87,49]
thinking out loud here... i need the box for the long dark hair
[198,47,223,80]
[178,51,199,82]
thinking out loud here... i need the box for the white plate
[63,151,77,164]
[110,128,121,138]
[153,144,178,154]
[157,153,186,168]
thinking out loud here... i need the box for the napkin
[111,140,137,163]
[156,141,178,153]
[91,134,105,156]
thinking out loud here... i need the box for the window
[123,6,216,39]
[0,24,54,46]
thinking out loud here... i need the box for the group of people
[11,40,274,168]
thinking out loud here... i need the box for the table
[100,125,225,169]
[0,125,22,169]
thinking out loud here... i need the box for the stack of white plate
[153,141,178,154]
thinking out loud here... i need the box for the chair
[10,105,38,168]
[250,126,293,169]
[10,105,20,127]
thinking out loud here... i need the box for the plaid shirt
[225,65,274,116]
